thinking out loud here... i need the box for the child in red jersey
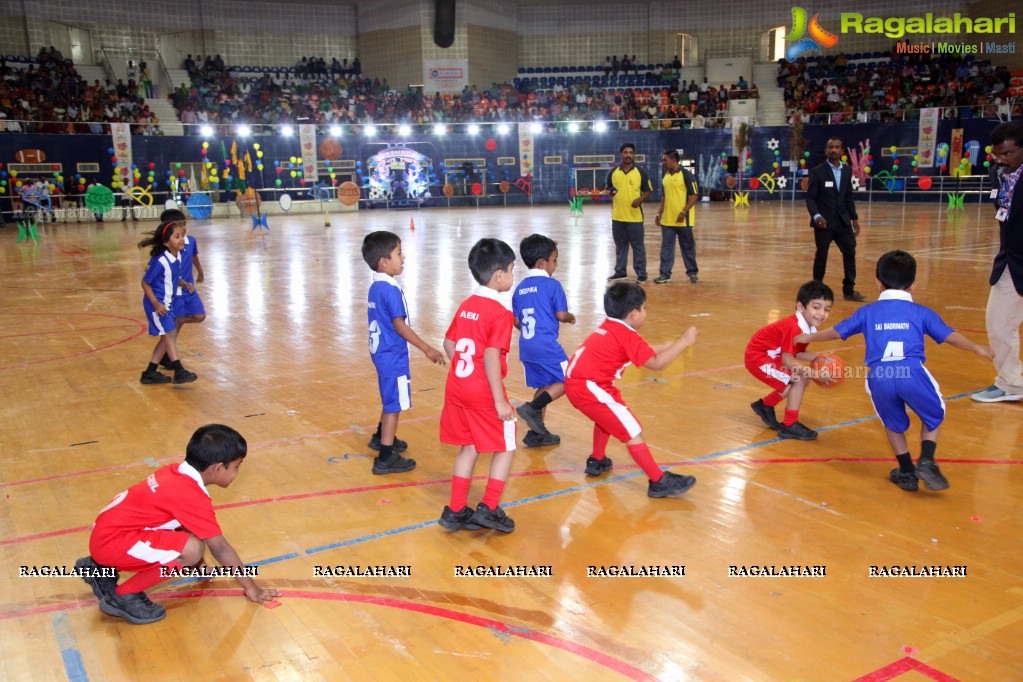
[438,238,519,533]
[76,424,280,624]
[565,282,699,497]
[745,280,834,440]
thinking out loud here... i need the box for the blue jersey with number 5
[512,269,569,366]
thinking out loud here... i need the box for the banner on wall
[299,124,317,183]
[517,124,534,178]
[917,108,939,168]
[424,60,468,94]
[110,122,133,184]
[949,128,964,172]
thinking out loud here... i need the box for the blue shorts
[143,300,177,336]
[175,289,205,317]
[865,363,945,433]
[522,360,567,389]
[378,374,412,413]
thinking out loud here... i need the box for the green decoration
[568,197,584,215]
[84,185,117,214]
[16,219,39,243]
[946,192,965,210]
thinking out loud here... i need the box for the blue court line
[172,393,978,572]
[52,612,89,682]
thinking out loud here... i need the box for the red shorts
[89,527,189,572]
[565,379,643,443]
[746,356,792,393]
[440,403,517,453]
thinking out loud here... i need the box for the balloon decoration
[186,192,213,219]
[918,175,933,191]
[84,185,116,214]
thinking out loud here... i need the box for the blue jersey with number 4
[512,269,569,366]
[832,290,954,366]
[367,273,410,376]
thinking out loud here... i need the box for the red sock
[449,476,472,510]
[783,409,799,427]
[481,478,506,509]
[763,391,784,407]
[592,426,611,459]
[115,561,179,595]
[626,442,664,482]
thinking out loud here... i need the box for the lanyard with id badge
[994,170,1017,222]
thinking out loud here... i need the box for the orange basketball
[337,181,360,206]
[318,138,342,160]
[811,353,845,388]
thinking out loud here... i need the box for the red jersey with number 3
[444,287,514,408]
[565,318,656,391]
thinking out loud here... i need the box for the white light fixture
[467,124,480,135]
[200,125,214,137]
[568,122,579,133]
[433,123,446,136]
[330,125,343,136]
[530,122,542,134]
[497,123,510,135]
[237,124,251,137]
[280,125,294,137]
[595,120,608,133]
[399,124,412,136]
[364,125,377,137]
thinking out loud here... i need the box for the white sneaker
[971,385,1023,403]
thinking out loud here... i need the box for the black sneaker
[469,502,515,533]
[173,368,197,384]
[523,430,561,447]
[688,274,699,283]
[584,455,613,476]
[515,403,550,436]
[889,467,919,492]
[647,471,697,498]
[636,276,648,283]
[371,452,416,475]
[750,399,782,430]
[778,421,818,440]
[915,460,949,491]
[140,369,172,384]
[75,556,119,602]
[438,505,482,530]
[367,434,408,453]
[607,273,628,281]
[98,591,167,624]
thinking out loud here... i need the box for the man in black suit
[973,121,1023,403]
[805,137,866,301]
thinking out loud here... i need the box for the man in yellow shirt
[654,149,700,283]
[604,143,653,283]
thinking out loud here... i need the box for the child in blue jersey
[156,209,206,371]
[796,251,993,492]
[361,231,446,474]
[512,234,576,447]
[137,220,198,385]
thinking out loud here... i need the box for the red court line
[1,589,658,682]
[851,655,962,682]
[0,323,140,340]
[6,457,1020,548]
[0,312,146,371]
[1,414,441,489]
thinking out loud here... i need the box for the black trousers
[812,225,857,293]
[611,220,647,279]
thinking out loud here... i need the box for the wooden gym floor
[0,197,1020,681]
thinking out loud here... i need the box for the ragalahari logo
[785,7,839,61]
